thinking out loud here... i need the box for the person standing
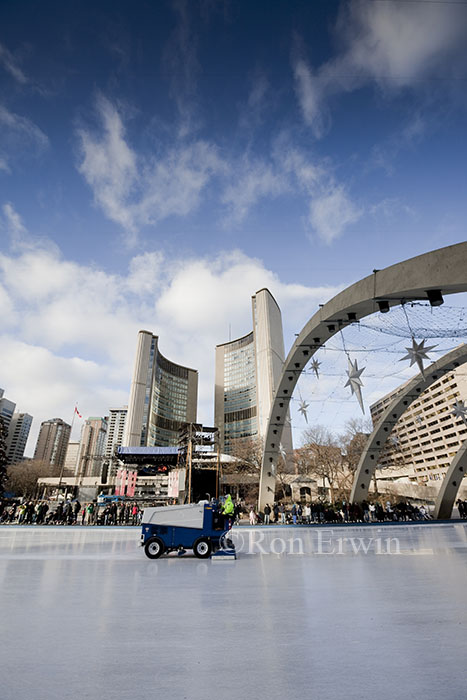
[263,503,271,525]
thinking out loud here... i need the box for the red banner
[126,470,137,498]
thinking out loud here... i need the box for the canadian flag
[74,406,82,418]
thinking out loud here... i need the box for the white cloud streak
[0,42,28,84]
[77,95,223,243]
[294,0,467,137]
[0,105,49,171]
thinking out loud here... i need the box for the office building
[34,418,71,472]
[214,288,293,456]
[105,407,127,458]
[6,412,33,465]
[76,417,108,479]
[371,364,467,484]
[123,331,198,448]
[64,442,80,475]
[0,388,16,434]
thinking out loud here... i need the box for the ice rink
[1,522,467,700]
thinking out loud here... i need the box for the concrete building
[214,288,293,456]
[76,417,108,479]
[34,418,71,472]
[123,331,198,448]
[0,388,16,434]
[105,407,127,458]
[370,364,467,485]
[5,412,33,465]
[64,441,80,475]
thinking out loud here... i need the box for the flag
[74,406,82,418]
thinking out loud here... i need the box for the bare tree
[299,426,344,503]
[5,460,53,499]
[0,417,7,496]
[223,436,263,502]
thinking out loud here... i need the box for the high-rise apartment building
[34,418,71,472]
[371,363,467,484]
[0,388,16,434]
[105,407,127,457]
[214,288,293,456]
[6,412,33,465]
[76,417,108,478]
[123,331,198,447]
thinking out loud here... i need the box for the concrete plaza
[1,523,466,700]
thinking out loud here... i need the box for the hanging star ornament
[279,443,287,460]
[399,338,437,377]
[345,357,365,414]
[452,400,467,426]
[311,358,321,379]
[298,398,310,423]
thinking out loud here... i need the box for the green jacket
[222,495,234,515]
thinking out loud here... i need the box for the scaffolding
[177,423,220,503]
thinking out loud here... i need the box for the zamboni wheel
[193,537,212,559]
[144,536,165,559]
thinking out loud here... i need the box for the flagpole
[57,403,79,499]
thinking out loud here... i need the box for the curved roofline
[216,330,254,349]
[253,287,281,311]
[157,348,198,375]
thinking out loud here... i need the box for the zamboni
[140,501,234,559]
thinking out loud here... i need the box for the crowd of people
[249,499,434,524]
[2,495,466,526]
[0,499,143,526]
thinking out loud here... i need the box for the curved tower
[215,288,293,456]
[123,331,198,447]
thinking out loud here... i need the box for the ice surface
[1,523,467,700]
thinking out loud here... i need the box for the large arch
[258,242,467,511]
[434,440,467,519]
[349,344,467,505]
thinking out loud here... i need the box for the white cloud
[162,0,201,135]
[77,95,223,242]
[222,158,287,223]
[0,105,49,172]
[293,58,326,138]
[309,185,362,244]
[0,42,28,84]
[77,95,138,236]
[0,227,343,453]
[294,0,467,136]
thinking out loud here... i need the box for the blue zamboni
[140,501,235,559]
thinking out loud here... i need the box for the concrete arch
[349,344,467,505]
[434,440,467,519]
[258,242,467,510]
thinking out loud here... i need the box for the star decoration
[399,338,437,377]
[390,435,400,448]
[345,357,365,414]
[415,415,423,425]
[311,358,321,379]
[452,400,467,426]
[279,443,287,460]
[298,398,310,423]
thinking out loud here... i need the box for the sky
[0,0,466,455]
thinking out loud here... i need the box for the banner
[126,470,137,498]
[114,468,122,496]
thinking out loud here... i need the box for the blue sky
[0,0,466,453]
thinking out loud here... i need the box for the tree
[223,436,263,502]
[5,460,52,499]
[0,416,8,496]
[298,425,344,503]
